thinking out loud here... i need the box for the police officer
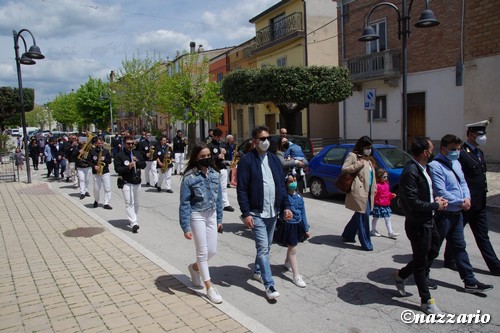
[444,120,500,276]
[208,128,235,212]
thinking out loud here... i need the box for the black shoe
[157,187,162,192]
[227,184,231,188]
[166,189,173,193]
[146,182,151,187]
[93,201,98,208]
[154,183,158,188]
[464,282,493,293]
[132,225,140,233]
[80,194,85,200]
[103,204,113,210]
[174,170,177,175]
[427,278,438,290]
[85,192,90,197]
[223,206,235,212]
[490,268,500,276]
[342,238,356,243]
[444,261,458,271]
[66,178,70,182]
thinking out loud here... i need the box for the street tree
[0,86,35,131]
[26,104,51,130]
[158,52,223,151]
[49,92,80,131]
[114,52,162,132]
[221,66,352,134]
[75,77,111,130]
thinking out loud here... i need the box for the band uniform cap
[466,120,489,135]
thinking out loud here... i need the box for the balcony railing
[345,50,401,83]
[255,12,303,49]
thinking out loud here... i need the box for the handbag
[335,172,355,193]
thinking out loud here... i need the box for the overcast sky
[0,0,277,105]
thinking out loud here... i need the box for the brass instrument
[230,143,239,169]
[161,147,172,173]
[148,145,155,161]
[78,132,95,160]
[96,149,105,175]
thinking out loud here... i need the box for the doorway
[407,92,426,150]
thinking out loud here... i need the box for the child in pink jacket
[370,169,398,238]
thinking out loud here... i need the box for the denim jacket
[286,192,310,232]
[179,167,223,233]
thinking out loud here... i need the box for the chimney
[198,44,204,52]
[190,41,196,54]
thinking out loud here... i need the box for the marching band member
[136,131,157,186]
[88,137,113,209]
[173,129,187,175]
[155,136,174,193]
[114,135,146,233]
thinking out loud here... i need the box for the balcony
[344,50,401,86]
[253,12,304,55]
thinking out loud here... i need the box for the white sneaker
[283,261,292,272]
[389,232,399,238]
[207,287,223,304]
[188,264,202,288]
[293,275,306,288]
[265,286,280,300]
[370,230,381,237]
[421,298,442,314]
[252,273,263,284]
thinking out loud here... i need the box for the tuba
[96,149,106,175]
[78,132,95,160]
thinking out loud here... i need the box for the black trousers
[444,208,500,272]
[399,221,440,303]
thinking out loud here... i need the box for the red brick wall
[464,0,500,60]
[339,0,462,73]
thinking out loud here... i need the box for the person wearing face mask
[428,134,493,294]
[273,174,310,288]
[341,136,377,251]
[237,125,293,300]
[442,121,500,276]
[179,144,223,304]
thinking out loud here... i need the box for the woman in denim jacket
[179,144,224,304]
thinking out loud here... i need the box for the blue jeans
[342,202,373,251]
[434,212,477,285]
[252,216,277,288]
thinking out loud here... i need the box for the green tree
[0,86,35,130]
[114,52,162,131]
[49,92,80,130]
[221,66,352,134]
[75,77,111,130]
[158,52,223,150]
[26,104,51,129]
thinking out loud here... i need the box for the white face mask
[363,148,372,156]
[475,135,487,146]
[258,138,270,152]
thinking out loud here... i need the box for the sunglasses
[258,137,269,142]
[125,142,134,145]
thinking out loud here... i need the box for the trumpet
[78,132,95,160]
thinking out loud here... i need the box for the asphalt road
[31,166,500,333]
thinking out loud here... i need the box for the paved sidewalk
[0,182,250,333]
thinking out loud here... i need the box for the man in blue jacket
[237,125,292,300]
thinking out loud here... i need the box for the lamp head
[359,26,379,42]
[20,53,36,65]
[415,9,440,28]
[26,45,45,59]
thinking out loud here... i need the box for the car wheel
[310,178,327,199]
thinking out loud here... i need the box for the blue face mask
[287,182,298,191]
[447,150,460,161]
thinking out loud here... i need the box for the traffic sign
[364,88,376,110]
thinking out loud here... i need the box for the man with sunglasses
[237,125,293,300]
[428,134,493,294]
[114,136,146,233]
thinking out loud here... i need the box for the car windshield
[376,147,412,169]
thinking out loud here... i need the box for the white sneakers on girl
[293,275,306,288]
[207,287,223,304]
[188,264,202,288]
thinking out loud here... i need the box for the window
[217,73,223,82]
[276,57,287,67]
[366,20,386,54]
[323,147,348,165]
[367,96,387,121]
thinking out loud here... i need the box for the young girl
[275,174,310,288]
[179,144,224,304]
[14,147,24,171]
[370,169,398,238]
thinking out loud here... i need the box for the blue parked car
[305,143,412,212]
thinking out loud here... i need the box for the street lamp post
[358,0,439,150]
[13,29,45,184]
